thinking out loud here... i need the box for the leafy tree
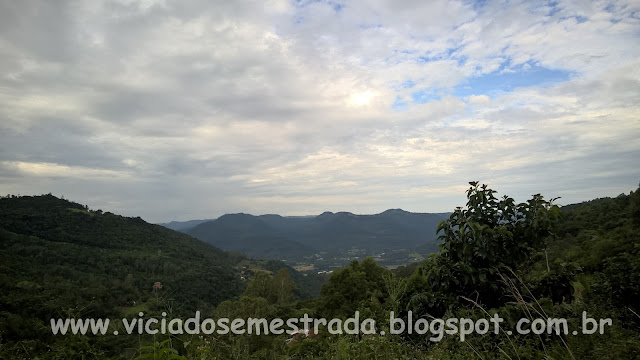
[414,182,562,312]
[320,258,388,317]
[243,271,274,300]
[243,269,297,305]
[271,268,297,304]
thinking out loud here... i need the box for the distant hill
[158,218,214,231]
[182,209,450,260]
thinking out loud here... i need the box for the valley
[161,210,451,272]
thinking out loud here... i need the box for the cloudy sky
[1,0,639,222]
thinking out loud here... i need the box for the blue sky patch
[294,0,343,12]
[411,89,442,104]
[415,45,466,66]
[392,97,409,112]
[402,79,416,88]
[453,62,573,98]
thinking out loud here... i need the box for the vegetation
[1,183,639,359]
[0,195,315,358]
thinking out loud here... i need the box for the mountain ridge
[178,209,451,265]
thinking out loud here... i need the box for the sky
[0,0,639,222]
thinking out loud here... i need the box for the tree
[419,182,562,311]
[271,269,296,304]
[320,258,388,317]
[243,272,273,300]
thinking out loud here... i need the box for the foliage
[242,269,297,304]
[2,183,640,359]
[320,258,388,318]
[0,194,244,358]
[407,182,562,314]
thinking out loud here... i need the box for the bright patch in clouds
[0,0,639,221]
[348,91,377,107]
[2,161,130,179]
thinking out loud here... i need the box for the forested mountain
[186,213,315,260]
[0,195,314,357]
[0,194,245,310]
[183,210,450,261]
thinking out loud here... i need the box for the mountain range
[162,209,451,263]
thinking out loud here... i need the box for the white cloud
[2,161,131,180]
[467,95,491,104]
[0,0,638,221]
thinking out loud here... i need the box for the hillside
[0,194,333,357]
[0,195,247,355]
[539,190,640,311]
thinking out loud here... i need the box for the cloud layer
[1,0,639,221]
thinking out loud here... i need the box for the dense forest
[1,183,639,359]
[0,195,321,358]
